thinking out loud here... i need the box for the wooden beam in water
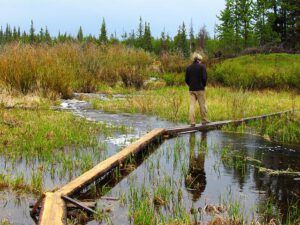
[38,128,165,225]
[57,128,164,196]
[165,109,295,135]
[38,192,66,225]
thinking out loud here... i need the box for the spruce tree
[143,22,153,51]
[17,27,21,39]
[45,26,51,43]
[0,27,3,44]
[99,18,108,44]
[137,17,144,48]
[29,20,35,43]
[39,28,44,42]
[77,26,84,42]
[21,31,27,43]
[174,22,190,57]
[5,24,12,43]
[189,19,196,52]
[181,22,190,58]
[217,0,235,54]
[13,26,18,41]
[160,30,167,53]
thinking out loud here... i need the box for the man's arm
[202,65,207,87]
[185,67,190,86]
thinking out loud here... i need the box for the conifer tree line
[217,0,299,55]
[0,0,299,58]
[0,17,214,58]
[0,17,212,57]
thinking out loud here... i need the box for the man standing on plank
[185,53,210,127]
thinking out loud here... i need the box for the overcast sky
[0,0,225,38]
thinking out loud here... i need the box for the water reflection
[185,132,207,202]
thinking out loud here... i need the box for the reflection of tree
[185,132,207,202]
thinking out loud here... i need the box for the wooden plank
[166,109,295,135]
[61,196,97,214]
[38,192,66,225]
[57,128,165,196]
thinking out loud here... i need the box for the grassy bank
[223,111,300,145]
[0,94,129,193]
[209,54,300,90]
[89,86,300,145]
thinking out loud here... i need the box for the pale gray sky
[0,0,225,38]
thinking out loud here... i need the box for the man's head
[192,53,203,62]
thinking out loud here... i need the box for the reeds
[0,43,154,98]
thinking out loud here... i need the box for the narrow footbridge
[31,109,296,225]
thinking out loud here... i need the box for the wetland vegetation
[0,0,299,223]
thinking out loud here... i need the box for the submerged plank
[57,128,165,196]
[30,201,96,210]
[38,192,66,225]
[61,196,97,214]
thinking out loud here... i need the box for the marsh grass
[0,108,100,157]
[0,172,41,194]
[210,54,300,90]
[0,99,130,193]
[90,86,299,144]
[223,111,300,144]
[0,43,154,98]
[90,86,299,122]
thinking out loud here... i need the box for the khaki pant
[189,91,208,124]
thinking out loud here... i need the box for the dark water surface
[84,131,300,224]
[0,96,299,224]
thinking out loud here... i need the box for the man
[185,53,210,127]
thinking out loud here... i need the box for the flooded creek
[0,94,299,224]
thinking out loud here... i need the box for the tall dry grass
[0,43,154,98]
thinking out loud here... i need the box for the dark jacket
[185,61,207,91]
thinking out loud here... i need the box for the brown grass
[0,43,155,98]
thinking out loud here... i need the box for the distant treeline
[0,18,214,58]
[0,0,299,57]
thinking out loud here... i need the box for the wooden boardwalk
[34,109,295,225]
